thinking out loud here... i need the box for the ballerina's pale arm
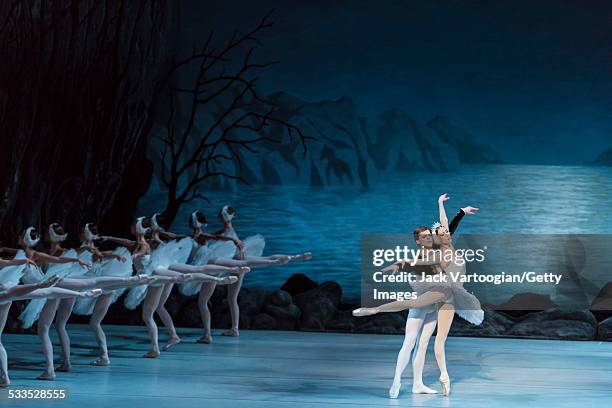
[202,232,244,251]
[0,257,36,267]
[0,247,18,257]
[438,194,450,231]
[100,235,138,249]
[159,230,188,240]
[33,251,90,268]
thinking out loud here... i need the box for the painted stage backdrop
[1,0,612,339]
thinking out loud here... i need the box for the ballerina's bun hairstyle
[221,205,236,222]
[22,226,40,247]
[190,211,206,229]
[48,223,68,243]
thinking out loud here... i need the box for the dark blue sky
[181,0,612,164]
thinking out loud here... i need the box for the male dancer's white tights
[391,305,438,393]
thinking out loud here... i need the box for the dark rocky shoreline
[6,273,612,341]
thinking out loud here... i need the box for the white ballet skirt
[410,258,484,325]
[72,247,133,315]
[178,231,265,296]
[0,250,30,305]
[123,237,192,310]
[19,249,92,329]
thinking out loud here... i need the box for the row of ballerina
[0,205,312,386]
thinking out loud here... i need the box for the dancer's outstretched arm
[159,231,187,240]
[0,257,36,267]
[101,236,137,248]
[0,246,18,257]
[438,194,450,231]
[33,251,90,268]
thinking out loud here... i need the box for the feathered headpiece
[221,205,234,223]
[191,211,205,229]
[48,223,67,243]
[151,213,165,232]
[23,226,40,247]
[84,223,99,242]
[135,216,150,236]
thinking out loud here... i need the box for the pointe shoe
[162,336,181,351]
[219,276,239,285]
[90,357,110,366]
[197,334,213,344]
[81,289,103,298]
[352,307,379,317]
[412,384,438,394]
[143,349,160,358]
[37,371,56,381]
[389,381,401,399]
[56,362,71,372]
[231,266,250,274]
[293,252,313,261]
[439,375,451,396]
[221,328,239,337]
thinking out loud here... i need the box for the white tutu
[0,250,29,288]
[223,228,266,259]
[72,247,133,315]
[178,239,237,296]
[19,249,90,329]
[410,261,484,325]
[124,237,192,309]
[240,234,266,258]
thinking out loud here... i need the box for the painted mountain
[145,92,503,194]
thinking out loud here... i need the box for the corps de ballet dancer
[353,194,484,397]
[62,223,142,367]
[104,216,245,358]
[1,230,104,385]
[184,206,312,343]
[18,224,152,380]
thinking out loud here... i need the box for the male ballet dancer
[384,204,478,398]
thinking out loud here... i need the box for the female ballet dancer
[353,194,484,396]
[59,223,145,368]
[1,241,102,387]
[18,224,151,380]
[190,205,312,342]
[104,216,243,358]
[146,212,251,350]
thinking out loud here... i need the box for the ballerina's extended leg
[353,290,450,316]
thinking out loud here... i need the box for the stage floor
[1,324,611,407]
